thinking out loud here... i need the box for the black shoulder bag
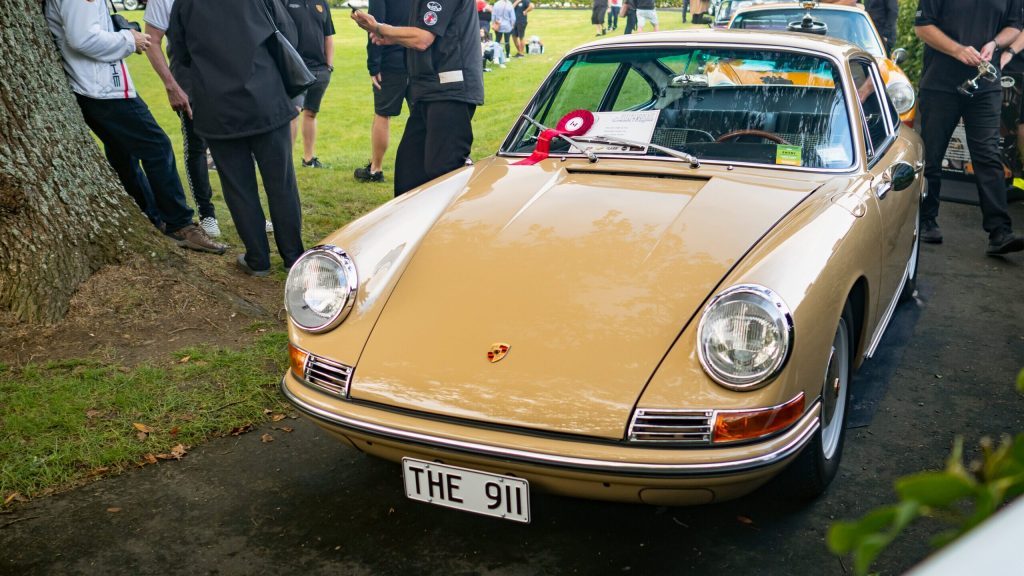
[257,0,316,98]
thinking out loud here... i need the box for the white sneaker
[265,220,274,234]
[199,216,221,238]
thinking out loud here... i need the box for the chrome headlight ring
[697,284,794,391]
[886,80,916,115]
[285,245,359,333]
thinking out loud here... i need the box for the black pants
[496,31,512,57]
[178,111,216,220]
[75,94,194,233]
[395,100,475,196]
[919,88,1014,236]
[207,123,304,270]
[607,6,620,29]
[624,11,637,34]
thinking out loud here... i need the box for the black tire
[123,0,140,10]
[775,302,853,501]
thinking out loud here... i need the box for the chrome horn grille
[303,354,353,398]
[628,409,713,444]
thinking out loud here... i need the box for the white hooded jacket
[45,0,137,99]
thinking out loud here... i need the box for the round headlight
[285,246,358,333]
[886,80,916,115]
[697,285,793,391]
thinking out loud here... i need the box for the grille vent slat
[629,409,714,444]
[303,354,353,398]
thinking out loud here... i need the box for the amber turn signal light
[288,343,309,379]
[712,393,805,444]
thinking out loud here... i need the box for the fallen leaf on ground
[132,423,154,434]
[270,413,286,422]
[178,355,191,364]
[136,432,148,441]
[230,424,254,436]
[157,444,188,460]
[169,426,180,437]
[86,467,110,478]
[279,426,294,433]
[4,492,24,505]
[85,409,103,419]
[106,507,122,513]
[260,433,274,443]
[143,453,158,465]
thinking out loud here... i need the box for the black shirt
[635,0,654,10]
[286,0,336,69]
[368,0,412,75]
[407,0,485,105]
[514,0,530,20]
[915,0,1023,93]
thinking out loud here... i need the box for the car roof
[571,28,871,62]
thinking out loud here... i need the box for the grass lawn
[0,9,699,499]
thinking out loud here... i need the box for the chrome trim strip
[864,243,911,359]
[282,379,820,477]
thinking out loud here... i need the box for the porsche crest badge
[487,343,510,363]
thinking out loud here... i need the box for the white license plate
[402,458,531,523]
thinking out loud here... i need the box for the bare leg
[371,114,390,173]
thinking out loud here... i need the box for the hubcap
[821,317,849,460]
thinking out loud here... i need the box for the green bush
[895,0,923,86]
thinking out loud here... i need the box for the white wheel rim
[821,317,849,460]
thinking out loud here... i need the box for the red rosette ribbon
[514,110,595,166]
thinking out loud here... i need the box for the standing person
[286,0,336,169]
[478,0,493,41]
[635,0,658,32]
[44,0,226,255]
[355,0,414,183]
[679,0,689,24]
[169,0,307,275]
[622,0,637,34]
[608,0,621,31]
[511,0,533,57]
[492,0,516,58]
[352,0,485,196]
[592,0,608,36]
[864,0,899,53]
[914,0,1024,255]
[143,0,222,239]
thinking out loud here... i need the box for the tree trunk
[0,0,160,323]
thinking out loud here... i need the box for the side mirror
[891,161,916,192]
[891,48,908,66]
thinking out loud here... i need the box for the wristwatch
[327,65,335,72]
[1009,47,1019,57]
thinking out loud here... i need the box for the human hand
[166,83,192,119]
[981,41,997,62]
[955,44,983,66]
[371,73,382,90]
[351,9,379,33]
[131,30,151,54]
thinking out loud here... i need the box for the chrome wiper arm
[521,114,599,163]
[570,135,701,168]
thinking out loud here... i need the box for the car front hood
[349,158,825,439]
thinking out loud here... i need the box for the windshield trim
[499,40,866,174]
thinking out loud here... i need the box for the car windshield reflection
[731,9,886,57]
[506,47,856,170]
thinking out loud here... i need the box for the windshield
[715,0,791,26]
[504,47,856,170]
[731,9,886,58]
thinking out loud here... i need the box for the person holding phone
[352,0,484,196]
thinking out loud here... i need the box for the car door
[849,57,919,312]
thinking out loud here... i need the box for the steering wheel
[716,129,792,145]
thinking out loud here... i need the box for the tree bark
[0,0,160,323]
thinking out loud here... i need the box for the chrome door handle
[875,171,893,199]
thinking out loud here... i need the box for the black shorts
[513,16,528,37]
[374,70,410,118]
[301,67,332,114]
[591,4,607,25]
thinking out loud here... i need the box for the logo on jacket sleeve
[423,11,438,25]
[427,1,443,10]
[316,4,324,12]
[487,343,510,363]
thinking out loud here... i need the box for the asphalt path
[2,198,1022,576]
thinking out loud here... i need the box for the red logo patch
[423,11,438,26]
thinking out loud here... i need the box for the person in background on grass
[352,0,484,196]
[478,0,493,41]
[865,0,898,53]
[44,0,226,255]
[355,0,413,183]
[481,26,508,70]
[679,0,688,24]
[608,0,621,31]
[511,0,532,57]
[635,0,657,32]
[286,0,336,170]
[913,0,1024,256]
[169,0,306,276]
[142,0,222,240]
[591,0,608,36]
[492,0,515,57]
[622,0,637,34]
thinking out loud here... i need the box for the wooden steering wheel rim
[715,129,791,145]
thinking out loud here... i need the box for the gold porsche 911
[281,30,923,523]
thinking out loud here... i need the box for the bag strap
[256,0,280,32]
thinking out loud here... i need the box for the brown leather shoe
[167,223,228,255]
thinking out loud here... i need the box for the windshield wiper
[521,114,599,163]
[570,135,701,168]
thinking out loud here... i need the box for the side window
[613,68,655,111]
[849,59,892,160]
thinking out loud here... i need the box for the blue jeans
[75,95,194,233]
